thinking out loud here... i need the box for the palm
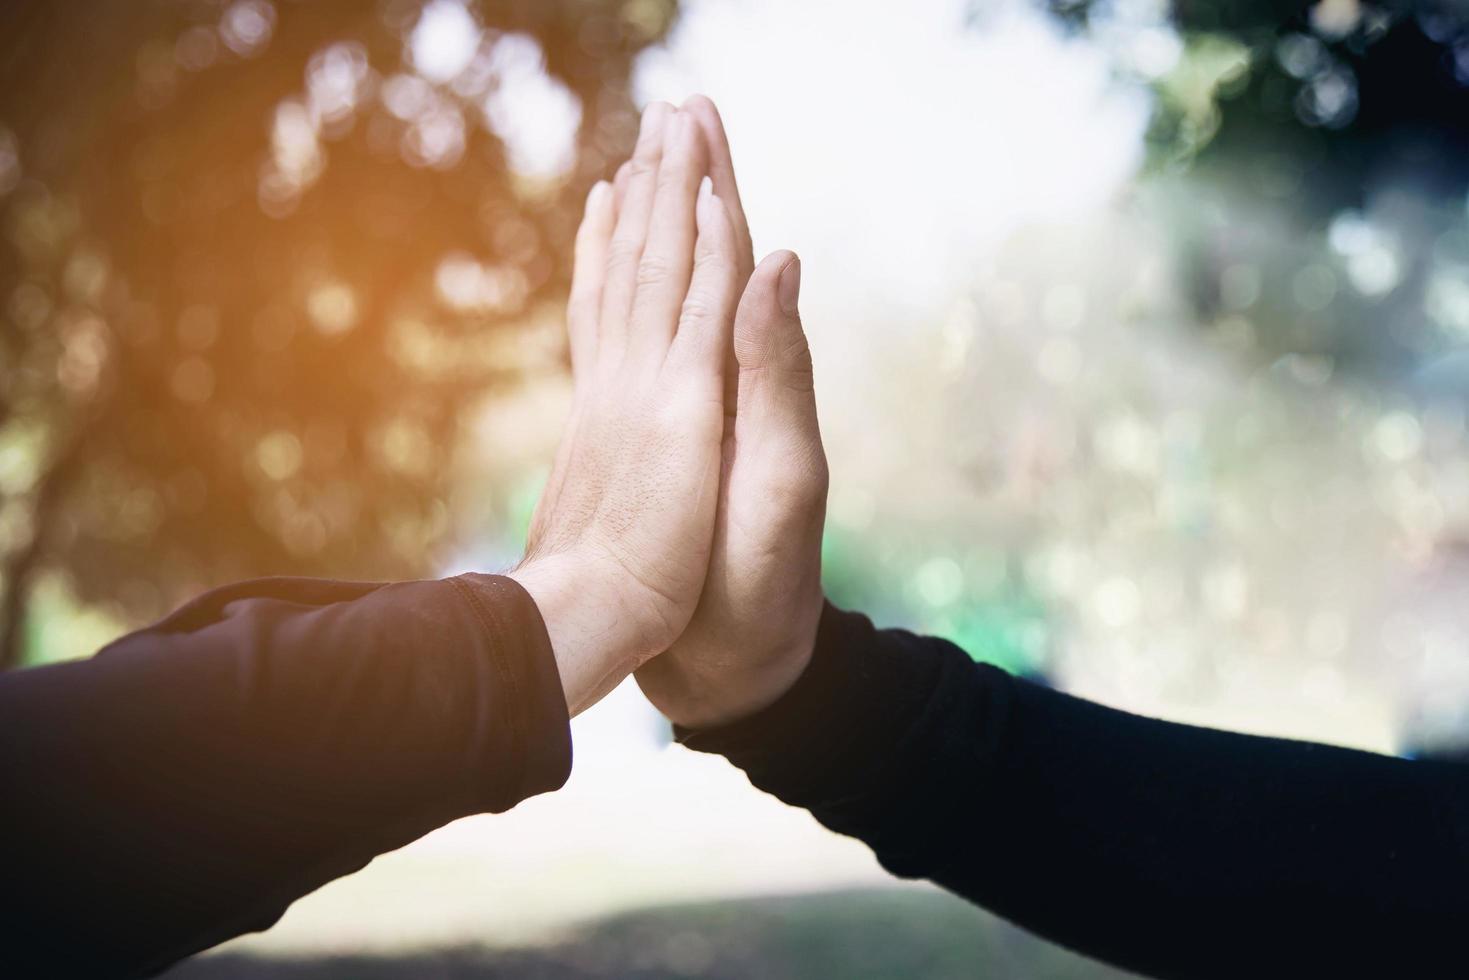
[595,393,726,649]
[518,102,744,715]
[680,418,819,657]
[636,250,827,728]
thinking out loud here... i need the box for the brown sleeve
[0,573,571,977]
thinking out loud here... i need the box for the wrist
[510,551,644,716]
[658,646,814,730]
[642,599,821,729]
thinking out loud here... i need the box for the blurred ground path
[169,887,1140,979]
[198,681,900,956]
[189,660,1397,974]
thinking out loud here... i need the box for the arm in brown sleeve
[0,573,570,978]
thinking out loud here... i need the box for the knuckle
[770,447,828,508]
[656,377,719,423]
[655,158,690,192]
[605,237,642,271]
[779,331,812,365]
[732,330,772,371]
[781,344,815,393]
[635,254,674,289]
[678,290,716,327]
[627,156,658,181]
[693,241,730,272]
[781,371,815,396]
[811,455,831,497]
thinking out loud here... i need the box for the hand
[634,98,830,729]
[513,103,742,717]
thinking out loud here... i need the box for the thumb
[734,250,815,403]
[732,251,827,507]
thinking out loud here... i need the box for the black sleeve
[678,602,1469,979]
[0,573,571,979]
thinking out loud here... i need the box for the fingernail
[778,256,801,315]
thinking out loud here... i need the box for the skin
[638,97,828,729]
[520,95,829,727]
[511,102,742,716]
[635,244,828,728]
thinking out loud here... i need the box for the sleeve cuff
[448,573,573,811]
[675,602,1000,809]
[675,602,1015,878]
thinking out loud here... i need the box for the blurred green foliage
[1058,0,1469,372]
[823,527,1049,674]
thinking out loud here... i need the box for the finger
[666,178,740,383]
[566,180,615,380]
[734,250,817,415]
[683,96,752,434]
[732,250,826,511]
[613,161,631,210]
[626,110,707,367]
[682,94,754,279]
[599,102,673,363]
[539,182,613,531]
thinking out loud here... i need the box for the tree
[1046,0,1469,374]
[0,0,676,668]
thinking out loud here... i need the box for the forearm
[0,573,570,977]
[948,668,1469,978]
[681,603,1469,979]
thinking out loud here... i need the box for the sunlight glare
[635,0,1149,327]
[409,0,482,84]
[483,34,583,181]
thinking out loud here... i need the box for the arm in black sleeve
[679,602,1469,979]
[0,573,571,978]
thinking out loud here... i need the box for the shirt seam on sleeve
[446,575,527,805]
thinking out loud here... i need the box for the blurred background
[6,0,1469,975]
